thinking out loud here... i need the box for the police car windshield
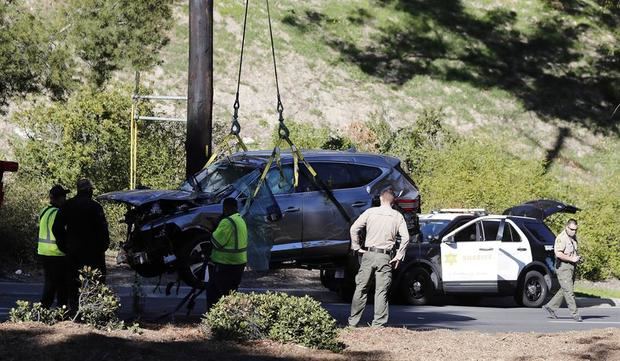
[419,219,451,242]
[179,162,257,193]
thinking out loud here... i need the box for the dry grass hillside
[126,0,620,185]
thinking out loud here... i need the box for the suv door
[440,219,499,293]
[298,162,381,261]
[497,219,532,290]
[264,165,303,263]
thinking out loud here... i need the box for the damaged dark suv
[99,150,421,288]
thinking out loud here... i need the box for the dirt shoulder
[1,322,618,361]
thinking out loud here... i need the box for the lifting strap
[248,0,351,225]
[206,0,251,168]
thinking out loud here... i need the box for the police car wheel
[177,234,212,289]
[401,268,433,305]
[519,270,548,308]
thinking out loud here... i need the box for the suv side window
[523,221,556,245]
[502,222,518,242]
[482,220,501,241]
[298,163,381,191]
[266,166,294,195]
[349,164,382,185]
[454,222,481,242]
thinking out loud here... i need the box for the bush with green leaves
[272,120,352,150]
[11,85,185,194]
[267,294,341,352]
[360,107,456,174]
[416,139,554,213]
[571,173,620,280]
[0,179,47,266]
[9,300,68,325]
[5,85,185,257]
[73,267,123,330]
[202,292,341,351]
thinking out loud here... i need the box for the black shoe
[573,315,583,322]
[542,305,557,319]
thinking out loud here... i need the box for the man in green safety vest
[206,197,248,310]
[38,184,70,309]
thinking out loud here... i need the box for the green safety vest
[37,206,65,257]
[210,213,248,265]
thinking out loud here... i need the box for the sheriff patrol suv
[394,200,579,307]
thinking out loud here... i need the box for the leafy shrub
[103,203,128,250]
[571,173,620,280]
[272,120,352,150]
[73,267,123,329]
[5,86,185,259]
[9,300,68,325]
[11,86,185,194]
[202,292,341,351]
[0,179,48,266]
[352,107,456,174]
[267,295,340,352]
[416,139,554,213]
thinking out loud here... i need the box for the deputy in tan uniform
[543,219,582,322]
[348,186,410,327]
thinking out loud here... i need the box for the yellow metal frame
[129,100,139,190]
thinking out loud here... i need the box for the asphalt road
[1,281,618,333]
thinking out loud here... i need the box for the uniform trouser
[545,262,578,316]
[206,263,246,311]
[39,255,69,309]
[349,252,393,327]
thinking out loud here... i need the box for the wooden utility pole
[186,0,213,178]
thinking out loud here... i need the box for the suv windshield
[179,161,257,193]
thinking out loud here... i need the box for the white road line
[549,321,620,324]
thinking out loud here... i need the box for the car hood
[97,189,199,207]
[503,199,580,220]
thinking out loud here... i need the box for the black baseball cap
[49,184,70,197]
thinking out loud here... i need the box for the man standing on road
[543,219,582,322]
[206,197,248,310]
[37,185,70,309]
[53,179,110,312]
[348,186,410,327]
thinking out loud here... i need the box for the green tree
[0,0,174,110]
[11,85,185,193]
[0,0,74,109]
[64,0,174,86]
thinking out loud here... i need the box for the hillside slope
[129,0,620,185]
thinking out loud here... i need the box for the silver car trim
[271,242,303,251]
[302,240,350,249]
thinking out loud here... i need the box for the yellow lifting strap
[252,124,318,198]
[205,131,248,168]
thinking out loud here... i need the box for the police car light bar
[434,208,488,215]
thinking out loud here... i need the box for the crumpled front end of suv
[100,189,223,282]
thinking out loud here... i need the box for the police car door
[497,219,532,290]
[440,219,499,293]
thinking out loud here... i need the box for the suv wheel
[519,270,548,308]
[177,234,212,289]
[401,267,434,305]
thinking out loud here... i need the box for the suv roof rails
[433,208,488,216]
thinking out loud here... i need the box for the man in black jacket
[53,178,110,312]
